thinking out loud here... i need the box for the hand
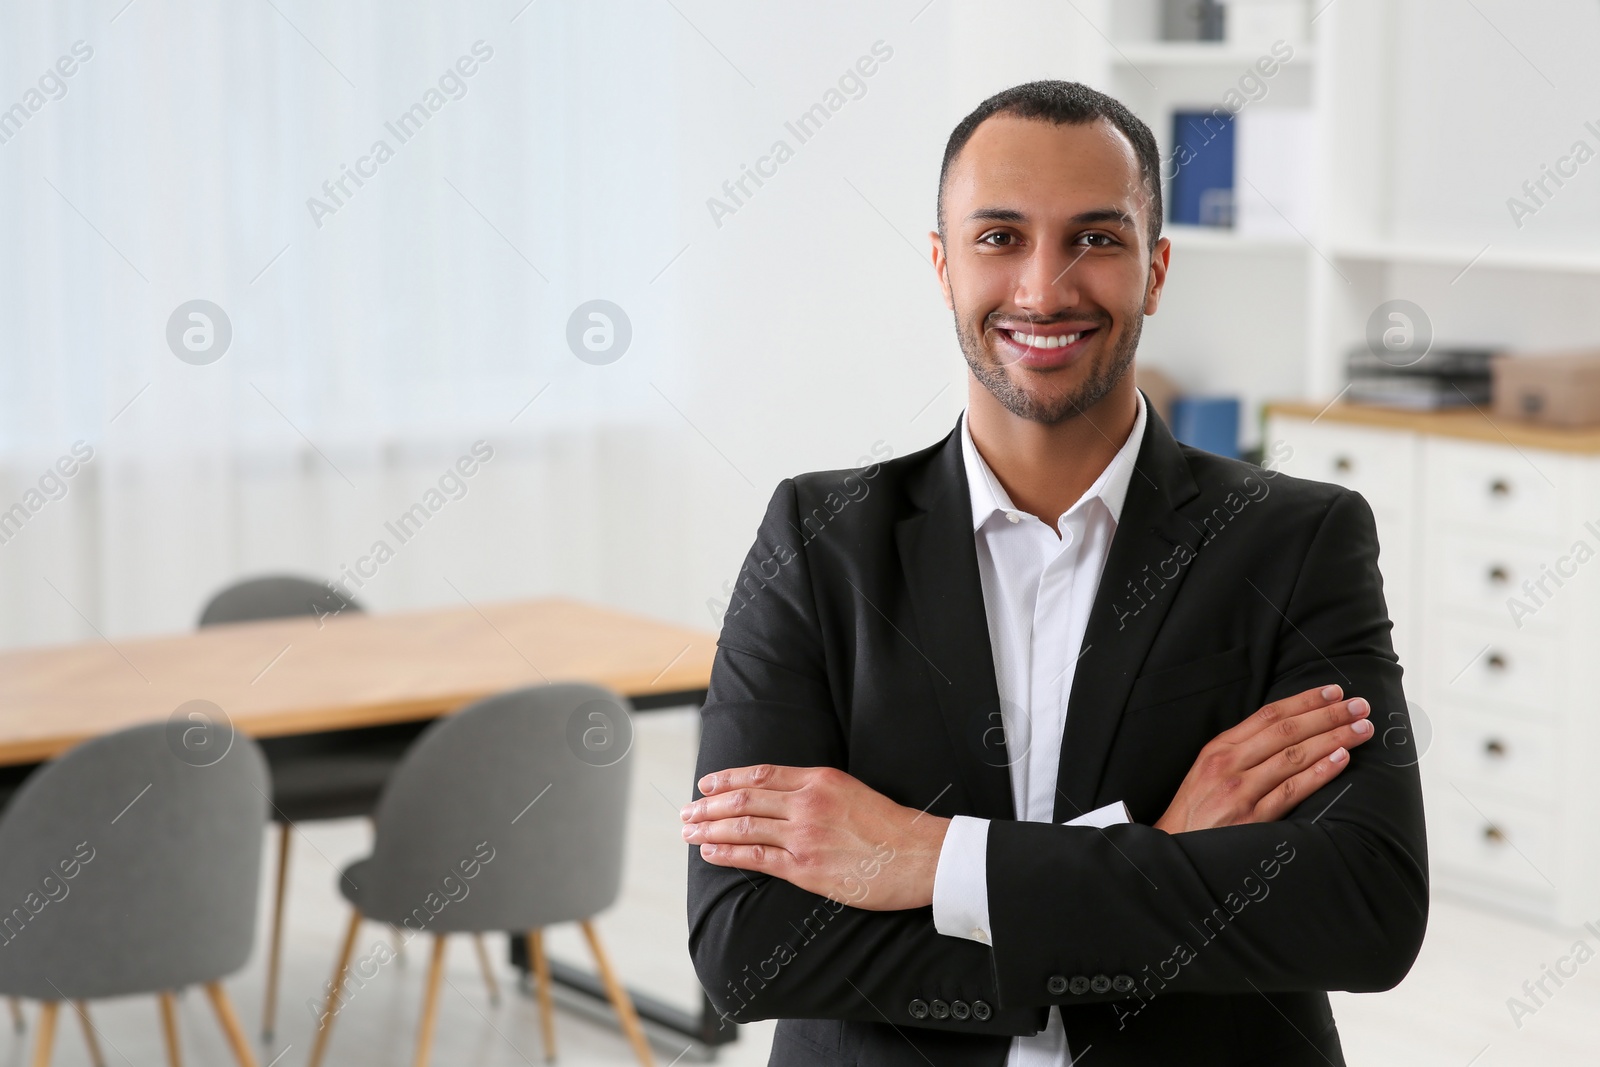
[681,765,950,911]
[1154,684,1374,834]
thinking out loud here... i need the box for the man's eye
[1078,232,1116,247]
[979,231,1015,247]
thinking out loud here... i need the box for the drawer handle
[1485,651,1509,672]
[1488,477,1512,498]
[1486,564,1510,585]
[1483,825,1507,845]
[1333,455,1353,473]
[1484,738,1507,759]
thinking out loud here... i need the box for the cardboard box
[1492,350,1600,427]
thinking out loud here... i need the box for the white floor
[6,709,1597,1066]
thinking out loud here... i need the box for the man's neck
[965,373,1140,529]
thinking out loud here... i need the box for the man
[683,81,1427,1066]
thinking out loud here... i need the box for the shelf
[1163,224,1307,253]
[1330,239,1600,274]
[1111,42,1316,67]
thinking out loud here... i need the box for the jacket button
[908,998,929,1020]
[930,999,950,1019]
[1046,975,1068,995]
[972,999,992,1021]
[1068,976,1090,995]
[1112,974,1135,994]
[951,999,970,1020]
[1090,974,1112,994]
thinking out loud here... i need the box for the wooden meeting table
[0,597,729,1049]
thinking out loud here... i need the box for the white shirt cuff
[933,815,992,943]
[931,802,1133,945]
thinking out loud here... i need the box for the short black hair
[937,80,1163,250]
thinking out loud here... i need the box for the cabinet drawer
[1423,437,1565,539]
[1424,620,1564,719]
[1430,531,1568,630]
[1428,785,1556,895]
[1265,417,1415,514]
[1431,704,1557,803]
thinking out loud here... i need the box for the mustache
[983,310,1111,331]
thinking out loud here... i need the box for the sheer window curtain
[0,1,712,649]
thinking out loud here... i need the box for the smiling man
[685,82,1427,1066]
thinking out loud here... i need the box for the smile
[993,324,1099,367]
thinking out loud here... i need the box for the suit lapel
[895,425,1016,822]
[1053,405,1205,822]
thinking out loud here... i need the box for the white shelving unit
[1072,0,1600,444]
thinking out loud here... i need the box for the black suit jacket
[688,401,1428,1066]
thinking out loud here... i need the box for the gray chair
[0,722,268,1067]
[307,683,653,1067]
[198,574,359,627]
[199,575,479,1043]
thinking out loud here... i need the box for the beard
[954,304,1141,425]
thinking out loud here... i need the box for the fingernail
[1351,718,1373,736]
[681,825,696,840]
[1321,685,1341,701]
[679,806,691,821]
[1348,697,1370,717]
[1330,746,1348,764]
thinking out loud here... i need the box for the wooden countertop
[1265,400,1600,454]
[0,597,717,767]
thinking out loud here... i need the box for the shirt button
[969,928,988,943]
[1007,511,1021,523]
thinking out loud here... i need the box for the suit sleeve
[686,479,1050,1035]
[983,488,1429,1011]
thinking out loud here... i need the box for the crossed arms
[685,484,1428,1033]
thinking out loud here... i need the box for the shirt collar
[960,389,1148,533]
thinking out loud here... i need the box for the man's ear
[1143,236,1171,316]
[929,230,954,310]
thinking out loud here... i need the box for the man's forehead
[946,113,1145,218]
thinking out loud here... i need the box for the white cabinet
[1267,408,1600,924]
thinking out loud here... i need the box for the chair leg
[158,993,182,1067]
[391,924,408,966]
[9,996,23,1032]
[472,933,500,1006]
[29,1001,56,1067]
[261,822,292,1043]
[579,920,654,1067]
[71,1002,104,1067]
[412,935,448,1067]
[308,908,363,1067]
[203,984,259,1067]
[527,929,557,1063]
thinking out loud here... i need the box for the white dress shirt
[931,391,1147,1066]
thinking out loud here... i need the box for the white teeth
[1011,330,1081,349]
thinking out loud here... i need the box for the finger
[1243,714,1374,802]
[697,764,808,797]
[682,815,790,846]
[1236,696,1371,767]
[1251,743,1354,822]
[696,841,793,876]
[681,788,790,824]
[1220,685,1343,745]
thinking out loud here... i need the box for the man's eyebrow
[964,206,1139,228]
